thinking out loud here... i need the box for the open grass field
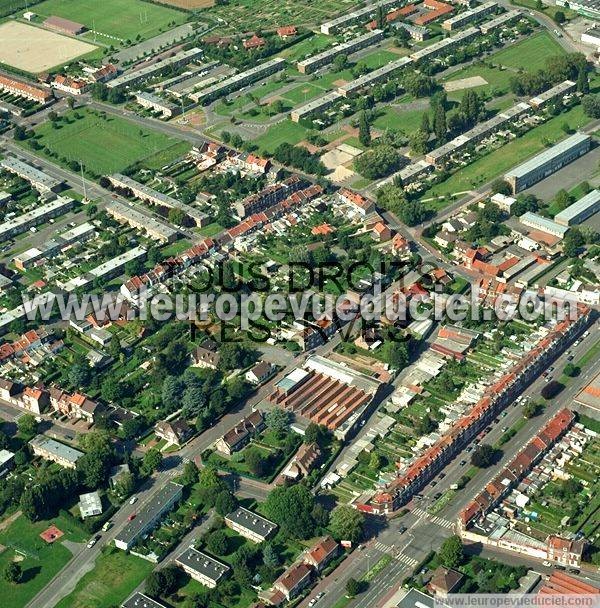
[33,0,186,42]
[254,119,311,154]
[358,48,406,69]
[155,0,214,7]
[424,104,593,202]
[373,106,424,134]
[0,512,87,608]
[491,32,566,72]
[510,0,577,21]
[29,109,188,175]
[0,21,98,73]
[443,64,515,98]
[279,33,334,62]
[55,548,154,608]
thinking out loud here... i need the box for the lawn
[254,119,311,154]
[32,0,186,42]
[279,33,334,62]
[358,49,404,70]
[373,106,424,134]
[283,83,328,105]
[55,547,154,608]
[424,104,593,200]
[27,109,188,175]
[443,64,516,98]
[510,0,577,21]
[0,512,88,608]
[491,32,566,72]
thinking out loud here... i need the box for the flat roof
[106,200,178,240]
[29,435,83,464]
[225,506,277,537]
[0,196,73,238]
[298,29,383,69]
[122,592,167,608]
[555,189,600,223]
[0,449,14,466]
[506,132,591,179]
[176,547,230,581]
[1,157,63,190]
[114,482,183,547]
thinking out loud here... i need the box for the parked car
[86,537,97,548]
[460,460,467,466]
[129,496,138,505]
[127,513,136,521]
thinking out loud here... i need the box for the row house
[49,387,100,423]
[338,189,376,216]
[459,409,575,529]
[360,306,591,513]
[214,410,265,455]
[52,75,89,95]
[0,74,53,104]
[234,175,305,219]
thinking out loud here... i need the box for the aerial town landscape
[0,0,599,607]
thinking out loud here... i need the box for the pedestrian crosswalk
[372,542,419,567]
[395,553,419,567]
[412,507,454,529]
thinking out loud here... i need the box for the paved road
[304,323,600,608]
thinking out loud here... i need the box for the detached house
[194,340,220,370]
[304,536,340,572]
[155,419,193,446]
[245,361,275,385]
[273,563,313,601]
[215,411,265,455]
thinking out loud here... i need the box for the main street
[301,322,600,608]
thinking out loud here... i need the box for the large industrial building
[504,132,592,193]
[267,355,383,439]
[519,212,569,239]
[297,29,384,74]
[554,189,600,226]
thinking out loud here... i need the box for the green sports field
[29,109,188,175]
[491,32,566,72]
[32,0,186,41]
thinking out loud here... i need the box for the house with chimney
[155,419,193,447]
[281,442,321,481]
[193,340,220,370]
[214,411,265,455]
[303,536,340,572]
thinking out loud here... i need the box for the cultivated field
[155,0,214,6]
[33,0,186,42]
[0,21,97,73]
[206,0,355,33]
[29,109,189,175]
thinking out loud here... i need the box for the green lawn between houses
[31,0,186,42]
[255,119,311,154]
[54,547,154,608]
[423,104,594,202]
[26,109,189,175]
[0,512,88,608]
[490,31,566,72]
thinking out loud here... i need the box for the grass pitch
[33,0,186,42]
[29,109,188,175]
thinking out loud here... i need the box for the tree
[142,449,163,475]
[471,444,499,469]
[523,401,544,418]
[433,103,447,144]
[564,363,580,377]
[69,363,91,389]
[162,375,184,408]
[420,112,431,134]
[369,451,382,470]
[168,208,186,225]
[439,535,463,568]
[108,335,122,359]
[329,505,365,544]
[265,409,290,434]
[491,179,512,196]
[410,129,429,155]
[354,145,400,179]
[332,53,349,72]
[206,529,229,555]
[245,448,267,477]
[381,341,409,370]
[304,422,328,447]
[555,189,572,211]
[3,562,21,584]
[264,484,316,539]
[346,577,361,597]
[554,10,565,23]
[262,543,280,568]
[563,228,585,257]
[215,489,237,516]
[113,471,135,497]
[182,386,207,417]
[577,67,589,94]
[17,414,37,438]
[181,460,200,486]
[219,342,256,371]
[13,125,27,141]
[358,111,371,148]
[582,94,600,118]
